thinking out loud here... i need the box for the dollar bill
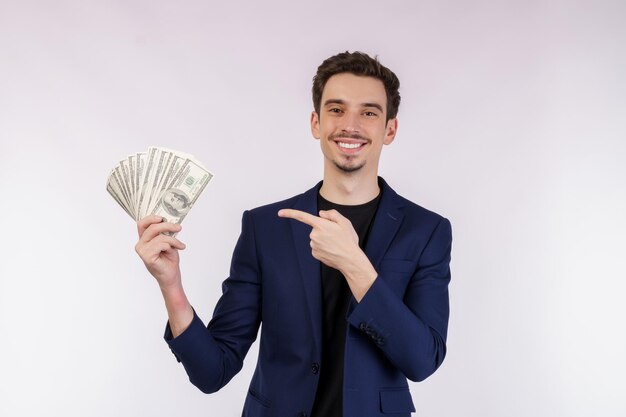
[151,158,212,225]
[106,147,213,225]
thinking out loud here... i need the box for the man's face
[311,73,397,175]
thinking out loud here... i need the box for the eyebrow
[323,99,384,113]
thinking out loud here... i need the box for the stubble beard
[328,131,370,173]
[333,158,365,173]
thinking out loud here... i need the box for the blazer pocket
[379,388,416,414]
[378,259,417,297]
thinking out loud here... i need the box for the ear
[383,118,398,145]
[310,111,320,140]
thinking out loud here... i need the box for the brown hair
[312,51,401,121]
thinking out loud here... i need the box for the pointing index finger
[278,209,321,227]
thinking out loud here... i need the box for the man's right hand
[135,215,194,337]
[135,215,186,290]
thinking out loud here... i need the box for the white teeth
[338,142,362,149]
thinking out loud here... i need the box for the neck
[319,166,380,205]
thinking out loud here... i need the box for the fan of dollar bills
[106,147,213,225]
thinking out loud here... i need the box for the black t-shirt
[310,190,382,417]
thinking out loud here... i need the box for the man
[135,51,452,417]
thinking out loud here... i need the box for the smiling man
[313,72,397,176]
[135,51,452,417]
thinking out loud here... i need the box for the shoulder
[235,185,318,242]
[247,192,307,217]
[382,179,449,223]
[381,179,451,241]
[400,194,447,224]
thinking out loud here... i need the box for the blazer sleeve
[346,217,452,382]
[163,210,262,393]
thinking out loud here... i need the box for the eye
[329,107,343,113]
[364,111,378,117]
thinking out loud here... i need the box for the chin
[333,161,365,173]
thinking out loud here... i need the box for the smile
[338,142,364,149]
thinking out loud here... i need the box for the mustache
[329,132,371,143]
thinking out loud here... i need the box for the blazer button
[359,322,367,330]
[311,362,320,374]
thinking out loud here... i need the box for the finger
[153,242,174,257]
[318,209,345,223]
[137,215,167,237]
[145,242,172,257]
[277,209,321,227]
[139,221,182,244]
[136,235,185,260]
[153,234,186,251]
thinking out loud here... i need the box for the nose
[340,110,361,133]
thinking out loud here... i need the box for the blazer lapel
[365,178,405,269]
[289,182,323,355]
[346,178,405,314]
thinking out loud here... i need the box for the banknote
[106,147,213,226]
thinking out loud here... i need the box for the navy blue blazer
[165,178,452,417]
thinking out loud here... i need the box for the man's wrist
[341,250,378,301]
[161,283,189,311]
[160,282,194,337]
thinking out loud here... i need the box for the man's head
[312,51,401,122]
[310,52,400,176]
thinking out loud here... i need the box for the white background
[1,1,625,416]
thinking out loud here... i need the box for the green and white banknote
[107,147,213,225]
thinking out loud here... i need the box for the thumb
[319,209,344,223]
